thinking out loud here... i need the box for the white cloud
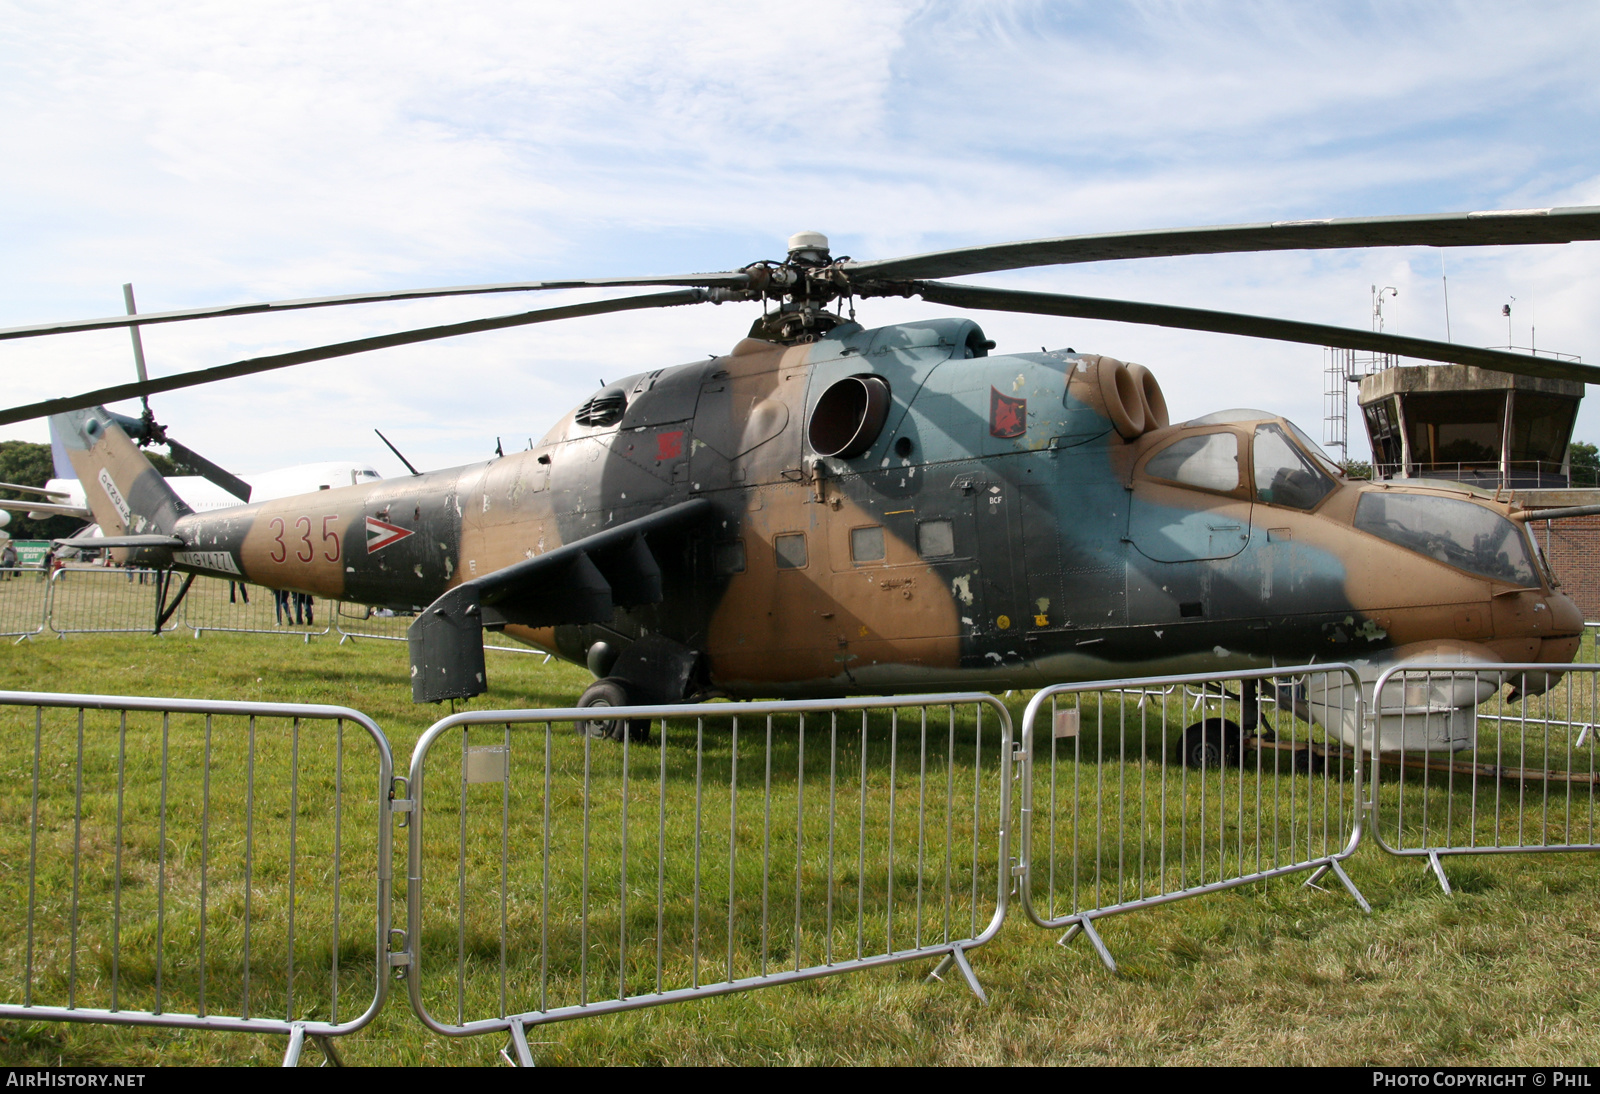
[1,0,1596,472]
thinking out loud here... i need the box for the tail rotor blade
[164,437,253,503]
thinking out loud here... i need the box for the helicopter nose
[1493,588,1583,698]
[1547,588,1584,637]
[1532,589,1584,663]
[1490,588,1581,652]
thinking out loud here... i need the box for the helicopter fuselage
[72,316,1582,703]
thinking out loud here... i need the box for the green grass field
[0,630,1597,1067]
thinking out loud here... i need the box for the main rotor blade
[912,281,1600,386]
[0,481,71,498]
[0,499,91,520]
[0,272,751,342]
[0,288,718,428]
[849,205,1600,281]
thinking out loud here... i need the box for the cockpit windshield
[1282,419,1345,478]
[1253,423,1336,510]
[1354,491,1540,587]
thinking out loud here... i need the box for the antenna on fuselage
[374,429,421,476]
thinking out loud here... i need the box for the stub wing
[408,498,712,703]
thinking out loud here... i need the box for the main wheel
[575,677,651,743]
[1180,718,1245,769]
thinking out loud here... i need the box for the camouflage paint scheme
[55,316,1582,704]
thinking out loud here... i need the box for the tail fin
[51,407,192,537]
[47,417,76,480]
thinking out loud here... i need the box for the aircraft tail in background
[47,416,76,480]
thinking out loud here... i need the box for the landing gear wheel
[576,677,651,743]
[1292,747,1325,775]
[1180,718,1244,769]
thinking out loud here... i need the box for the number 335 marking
[268,516,341,564]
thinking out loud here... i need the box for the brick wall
[1537,515,1600,621]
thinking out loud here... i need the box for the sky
[2,0,1598,476]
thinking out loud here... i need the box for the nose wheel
[1180,718,1245,769]
[576,677,652,742]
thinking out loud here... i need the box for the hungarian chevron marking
[365,517,414,554]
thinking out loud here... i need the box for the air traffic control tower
[1356,360,1582,490]
[1344,349,1600,616]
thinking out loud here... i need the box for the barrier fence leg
[1058,917,1117,973]
[1426,851,1453,896]
[501,1019,536,1067]
[1302,860,1371,912]
[282,1025,306,1068]
[923,945,987,1003]
[1328,860,1372,912]
[313,1036,345,1067]
[947,945,988,1004]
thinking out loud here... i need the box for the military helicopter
[3,207,1599,746]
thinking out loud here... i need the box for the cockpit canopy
[1152,410,1543,588]
[1149,411,1344,512]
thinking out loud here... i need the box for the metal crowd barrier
[1582,621,1600,665]
[397,694,1013,1065]
[335,601,412,643]
[1017,665,1368,971]
[44,567,184,636]
[1368,662,1600,893]
[0,567,48,641]
[0,691,396,1066]
[336,601,550,658]
[181,576,331,640]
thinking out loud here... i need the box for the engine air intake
[808,375,891,459]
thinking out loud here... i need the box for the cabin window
[1145,431,1240,493]
[774,533,808,569]
[917,519,955,558]
[850,526,886,563]
[713,540,746,575]
[1252,424,1335,510]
